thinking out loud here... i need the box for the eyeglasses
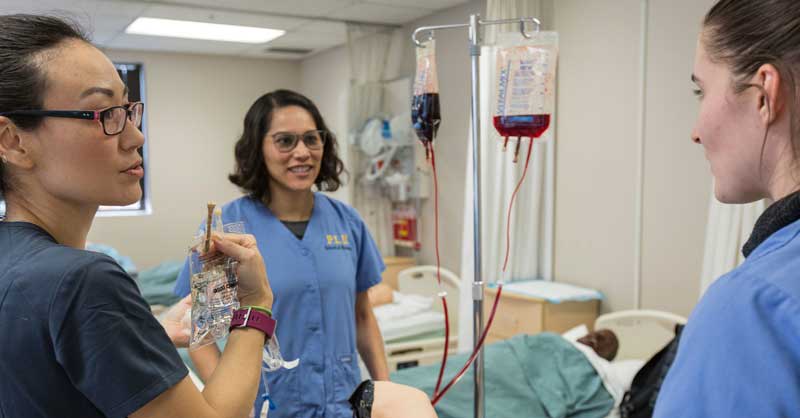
[271,129,329,153]
[0,102,144,136]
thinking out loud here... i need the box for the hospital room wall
[87,51,301,269]
[299,46,351,204]
[552,0,642,314]
[296,0,486,277]
[553,0,714,317]
[399,0,486,278]
[393,0,714,318]
[297,0,714,318]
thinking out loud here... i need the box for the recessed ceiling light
[125,17,285,44]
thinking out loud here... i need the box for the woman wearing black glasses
[173,89,391,418]
[0,14,276,418]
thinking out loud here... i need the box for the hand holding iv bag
[188,205,242,349]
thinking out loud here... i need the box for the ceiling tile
[242,30,344,54]
[292,19,346,35]
[0,0,471,58]
[365,0,467,10]
[74,0,150,16]
[0,0,84,13]
[329,2,433,25]
[146,0,356,18]
[105,33,252,55]
[88,15,139,44]
[138,4,307,30]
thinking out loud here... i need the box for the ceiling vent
[264,47,313,55]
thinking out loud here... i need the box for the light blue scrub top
[653,219,800,418]
[174,193,385,418]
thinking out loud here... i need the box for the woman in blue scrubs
[653,0,800,417]
[175,89,389,417]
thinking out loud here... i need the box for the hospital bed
[373,266,461,372]
[389,308,687,418]
[594,309,687,362]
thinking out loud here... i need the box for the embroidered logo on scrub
[325,233,352,250]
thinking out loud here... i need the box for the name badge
[325,233,352,250]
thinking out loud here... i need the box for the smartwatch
[229,307,276,340]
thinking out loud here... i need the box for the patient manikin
[577,329,619,361]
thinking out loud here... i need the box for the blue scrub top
[654,218,800,418]
[175,193,385,418]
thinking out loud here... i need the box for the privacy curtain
[699,184,766,296]
[457,0,554,352]
[346,25,404,256]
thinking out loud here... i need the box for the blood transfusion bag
[493,32,558,161]
[411,39,441,158]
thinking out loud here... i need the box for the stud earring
[0,155,6,164]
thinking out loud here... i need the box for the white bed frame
[383,266,461,372]
[594,309,687,362]
[383,268,687,370]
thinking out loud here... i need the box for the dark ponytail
[0,14,89,197]
[703,0,800,160]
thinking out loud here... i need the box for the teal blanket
[136,261,183,306]
[391,333,613,418]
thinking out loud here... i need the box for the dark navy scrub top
[0,222,187,418]
[175,193,385,418]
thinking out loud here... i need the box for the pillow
[562,324,590,341]
[609,360,646,391]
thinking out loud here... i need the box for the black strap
[349,380,375,418]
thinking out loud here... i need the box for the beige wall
[290,0,714,317]
[294,0,485,275]
[88,50,300,269]
[401,0,485,276]
[552,0,644,313]
[553,0,715,317]
[300,46,351,204]
[640,0,716,316]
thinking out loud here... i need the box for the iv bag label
[413,39,439,96]
[495,45,556,118]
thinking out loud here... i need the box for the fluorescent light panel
[126,17,285,44]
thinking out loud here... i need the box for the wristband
[229,307,276,340]
[242,305,272,317]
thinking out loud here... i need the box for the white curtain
[458,0,553,352]
[486,0,542,41]
[346,25,404,257]
[699,183,766,296]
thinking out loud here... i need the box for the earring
[0,155,6,164]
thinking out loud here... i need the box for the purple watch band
[229,307,276,340]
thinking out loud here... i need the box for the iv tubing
[428,143,452,398]
[431,138,535,406]
[503,139,535,272]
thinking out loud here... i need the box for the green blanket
[391,333,613,418]
[135,261,183,306]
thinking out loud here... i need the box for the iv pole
[412,14,541,418]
